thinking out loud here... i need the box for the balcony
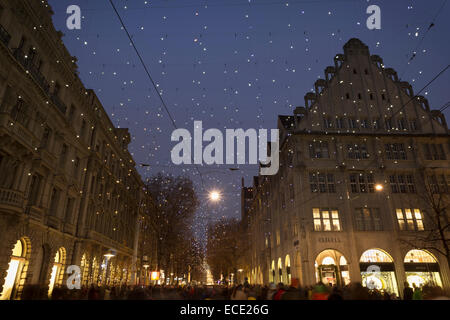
[13,48,51,95]
[51,94,67,114]
[28,63,50,94]
[0,24,11,47]
[0,188,24,211]
[25,205,44,222]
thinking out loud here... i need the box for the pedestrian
[231,285,247,300]
[327,286,343,300]
[412,284,423,300]
[266,283,277,300]
[311,282,329,300]
[403,281,413,300]
[272,283,286,300]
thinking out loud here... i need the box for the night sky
[47,0,450,241]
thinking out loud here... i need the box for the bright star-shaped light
[209,191,220,201]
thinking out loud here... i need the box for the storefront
[0,239,27,300]
[315,249,350,286]
[285,255,292,285]
[360,248,399,296]
[48,247,66,297]
[270,260,275,283]
[404,249,443,288]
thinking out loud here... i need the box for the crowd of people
[18,279,448,300]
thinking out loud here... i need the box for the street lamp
[375,184,384,191]
[209,190,221,201]
[103,249,116,286]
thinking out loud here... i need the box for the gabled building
[244,38,449,297]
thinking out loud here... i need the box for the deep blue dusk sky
[47,0,450,239]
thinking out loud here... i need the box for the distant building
[0,0,154,299]
[242,38,449,296]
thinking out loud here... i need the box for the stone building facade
[0,0,153,299]
[242,38,450,296]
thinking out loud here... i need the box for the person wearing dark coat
[403,282,413,300]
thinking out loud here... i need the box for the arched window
[360,249,398,295]
[277,258,283,283]
[0,239,27,300]
[48,247,66,297]
[285,255,291,285]
[80,254,89,286]
[360,249,393,263]
[404,249,442,288]
[404,250,436,263]
[322,257,335,265]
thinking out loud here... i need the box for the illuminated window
[404,250,436,263]
[313,208,341,231]
[396,208,424,231]
[360,249,393,263]
[0,240,26,300]
[322,257,335,265]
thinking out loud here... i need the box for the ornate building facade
[242,38,449,296]
[0,0,153,299]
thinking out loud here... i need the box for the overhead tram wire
[108,0,206,189]
[386,63,450,123]
[399,0,448,79]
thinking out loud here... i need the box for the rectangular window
[59,144,67,168]
[410,119,419,131]
[309,141,329,159]
[388,174,417,193]
[323,117,332,128]
[398,118,408,131]
[396,208,424,231]
[313,208,341,231]
[385,143,407,160]
[355,208,382,231]
[348,118,357,129]
[361,119,370,129]
[73,156,80,179]
[310,173,335,193]
[49,188,60,216]
[424,144,446,160]
[373,118,381,129]
[336,118,345,129]
[349,173,374,193]
[28,174,42,205]
[65,198,74,223]
[347,143,369,159]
